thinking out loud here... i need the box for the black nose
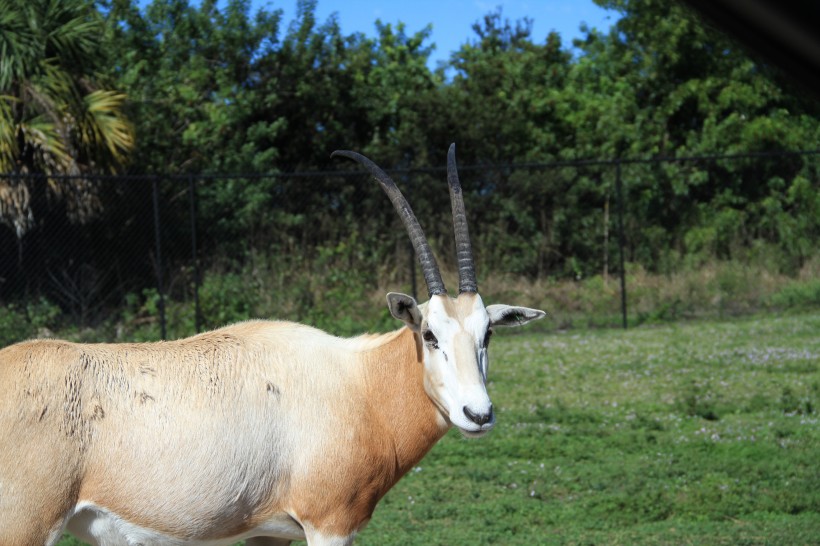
[463,405,493,426]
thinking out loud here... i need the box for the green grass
[58,312,820,545]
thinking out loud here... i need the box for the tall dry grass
[473,257,820,330]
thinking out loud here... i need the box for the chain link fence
[1,150,817,341]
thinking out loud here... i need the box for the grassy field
[58,312,819,545]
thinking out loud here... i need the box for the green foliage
[3,0,815,298]
[112,288,166,342]
[0,304,32,346]
[770,279,820,310]
[101,0,283,174]
[0,297,60,346]
[2,1,819,330]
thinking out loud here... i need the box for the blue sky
[269,0,619,67]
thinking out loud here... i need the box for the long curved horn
[331,150,447,297]
[447,143,478,294]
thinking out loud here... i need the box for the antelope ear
[486,304,546,328]
[387,292,423,329]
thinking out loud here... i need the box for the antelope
[0,144,545,546]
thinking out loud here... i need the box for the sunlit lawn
[358,312,820,545]
[59,312,819,545]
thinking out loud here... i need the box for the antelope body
[0,145,545,545]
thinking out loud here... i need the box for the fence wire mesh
[1,150,817,340]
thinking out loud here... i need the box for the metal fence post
[152,175,167,340]
[615,160,628,329]
[188,174,201,333]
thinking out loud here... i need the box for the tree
[556,0,820,271]
[100,0,284,175]
[438,10,575,276]
[0,0,134,237]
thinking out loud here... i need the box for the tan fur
[284,327,447,536]
[0,321,447,544]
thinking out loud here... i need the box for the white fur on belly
[65,502,306,545]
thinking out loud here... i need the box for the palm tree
[0,0,134,237]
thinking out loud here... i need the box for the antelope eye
[423,330,438,347]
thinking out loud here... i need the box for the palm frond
[21,69,67,128]
[19,116,75,174]
[0,1,42,90]
[83,89,135,169]
[34,59,78,108]
[41,0,104,72]
[0,0,134,236]
[0,94,21,171]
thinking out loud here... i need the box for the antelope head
[332,144,546,437]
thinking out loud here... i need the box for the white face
[387,290,545,437]
[420,293,495,438]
